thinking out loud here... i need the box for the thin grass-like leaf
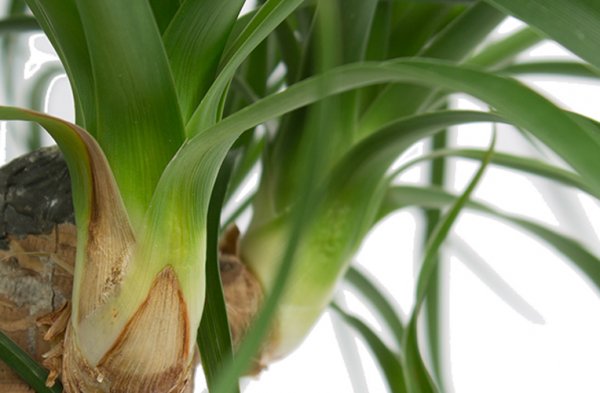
[380,186,600,293]
[0,329,62,393]
[331,303,408,393]
[187,0,305,135]
[405,131,496,393]
[422,130,448,388]
[339,0,379,63]
[148,0,181,33]
[467,27,543,69]
[198,154,239,393]
[359,3,504,136]
[390,147,595,198]
[0,16,39,33]
[330,296,370,393]
[500,61,600,79]
[24,0,95,128]
[164,0,245,122]
[485,0,600,70]
[345,266,405,348]
[387,3,454,59]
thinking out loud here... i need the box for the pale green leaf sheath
[0,108,199,392]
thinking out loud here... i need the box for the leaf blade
[73,0,185,227]
[0,330,62,393]
[485,0,600,70]
[331,303,408,393]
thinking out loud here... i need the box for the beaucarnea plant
[1,0,600,393]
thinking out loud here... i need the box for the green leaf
[0,15,39,33]
[420,2,505,59]
[405,131,496,393]
[183,59,600,208]
[24,0,95,128]
[485,0,600,70]
[500,61,600,79]
[73,0,185,229]
[416,134,496,315]
[422,130,448,388]
[411,0,476,3]
[0,329,62,393]
[467,27,543,69]
[404,318,440,393]
[164,0,245,122]
[345,267,405,348]
[391,147,595,198]
[381,185,600,294]
[387,3,455,59]
[359,3,505,136]
[148,0,181,33]
[339,0,379,63]
[0,107,136,352]
[186,0,305,135]
[331,303,408,393]
[198,154,239,393]
[153,57,600,389]
[0,107,99,229]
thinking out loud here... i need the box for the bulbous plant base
[61,266,193,393]
[218,225,268,375]
[0,148,266,391]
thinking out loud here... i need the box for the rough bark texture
[0,147,75,392]
[0,147,264,391]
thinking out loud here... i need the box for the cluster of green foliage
[1,0,600,392]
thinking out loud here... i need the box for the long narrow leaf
[380,186,600,293]
[485,0,600,70]
[148,0,181,33]
[198,154,239,393]
[152,58,600,390]
[390,147,595,198]
[500,61,600,79]
[180,60,600,204]
[164,0,245,122]
[74,0,185,228]
[422,130,448,388]
[187,0,304,135]
[0,16,39,33]
[467,27,543,69]
[345,266,406,349]
[331,303,408,393]
[24,0,95,128]
[0,330,62,393]
[359,3,505,135]
[405,132,496,393]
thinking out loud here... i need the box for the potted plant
[1,0,599,392]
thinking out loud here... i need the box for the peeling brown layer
[2,222,267,392]
[0,223,75,392]
[62,266,192,393]
[219,225,268,374]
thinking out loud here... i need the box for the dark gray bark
[0,146,73,246]
[0,147,74,392]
